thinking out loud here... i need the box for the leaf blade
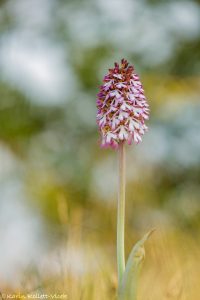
[118,229,155,300]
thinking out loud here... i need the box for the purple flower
[96,59,149,149]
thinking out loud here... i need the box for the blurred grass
[3,230,200,300]
[2,202,200,300]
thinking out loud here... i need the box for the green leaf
[118,229,155,300]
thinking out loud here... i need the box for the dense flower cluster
[96,59,149,149]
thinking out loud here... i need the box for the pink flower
[96,59,149,149]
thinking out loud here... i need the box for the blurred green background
[0,0,200,298]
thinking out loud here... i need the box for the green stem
[117,142,126,284]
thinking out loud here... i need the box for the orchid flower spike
[96,59,149,149]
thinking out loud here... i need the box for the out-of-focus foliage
[0,0,200,298]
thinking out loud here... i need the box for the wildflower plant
[97,59,153,299]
